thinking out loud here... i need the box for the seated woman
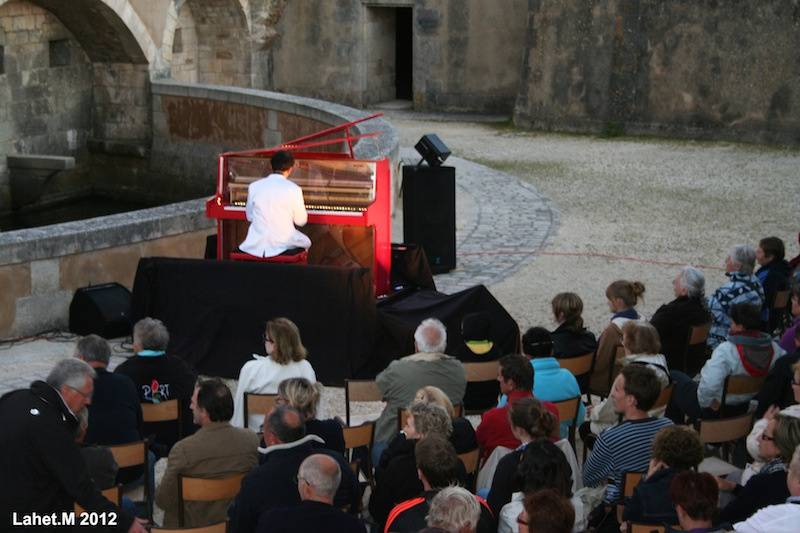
[589,280,646,396]
[622,426,705,526]
[276,377,344,454]
[550,292,598,360]
[717,413,800,526]
[414,385,477,453]
[232,317,316,429]
[588,321,669,434]
[368,402,463,528]
[497,439,586,533]
[669,472,725,533]
[650,266,711,371]
[486,398,558,517]
[755,236,791,332]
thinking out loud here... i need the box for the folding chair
[697,413,754,463]
[684,322,711,376]
[342,421,376,489]
[558,352,595,396]
[344,379,381,426]
[719,374,765,418]
[458,448,481,492]
[142,398,183,446]
[74,484,122,514]
[616,471,645,523]
[242,393,278,430]
[551,396,581,451]
[177,473,245,527]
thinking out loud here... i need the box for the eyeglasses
[67,385,92,401]
[761,433,775,442]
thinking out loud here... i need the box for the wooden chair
[772,289,791,334]
[684,322,711,375]
[551,396,581,451]
[74,484,122,514]
[342,421,376,487]
[458,448,481,492]
[558,352,595,395]
[109,440,151,518]
[697,413,754,462]
[627,524,666,533]
[652,383,674,411]
[242,392,278,430]
[142,398,183,439]
[151,521,228,533]
[177,473,245,527]
[616,471,645,523]
[344,379,382,426]
[719,374,765,417]
[463,360,501,415]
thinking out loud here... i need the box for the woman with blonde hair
[232,317,316,429]
[276,377,344,454]
[415,385,477,453]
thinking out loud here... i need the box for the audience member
[232,317,316,430]
[422,486,481,533]
[384,435,494,533]
[414,385,477,453]
[486,398,558,517]
[756,327,800,417]
[255,454,364,533]
[734,443,800,533]
[0,358,143,532]
[716,413,800,525]
[456,312,503,412]
[668,471,723,533]
[75,407,118,491]
[370,403,463,527]
[115,317,197,451]
[550,292,598,360]
[497,439,584,533]
[622,426,705,526]
[590,280,645,396]
[583,365,673,509]
[373,318,466,463]
[276,377,344,454]
[156,379,259,528]
[667,303,785,423]
[517,489,575,533]
[756,236,792,331]
[497,328,584,440]
[707,245,764,348]
[476,354,559,460]
[228,405,358,533]
[588,321,669,434]
[778,283,800,354]
[650,266,712,370]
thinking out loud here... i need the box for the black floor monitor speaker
[69,282,132,339]
[402,165,456,273]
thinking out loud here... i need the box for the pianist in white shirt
[239,150,311,258]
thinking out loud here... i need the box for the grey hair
[678,266,706,299]
[76,334,111,365]
[426,485,481,532]
[133,317,170,351]
[76,407,89,431]
[728,244,757,275]
[414,318,447,353]
[791,444,800,481]
[298,454,341,500]
[46,358,96,391]
[409,402,452,438]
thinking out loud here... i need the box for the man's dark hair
[669,471,718,521]
[620,364,661,412]
[76,334,111,365]
[196,379,234,422]
[499,354,533,391]
[267,405,306,443]
[729,302,763,331]
[759,236,785,262]
[271,150,295,173]
[516,439,573,497]
[522,327,553,359]
[414,434,462,489]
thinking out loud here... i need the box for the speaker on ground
[69,282,132,339]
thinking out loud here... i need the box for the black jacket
[623,467,680,526]
[0,381,133,532]
[718,469,790,526]
[385,490,496,533]
[755,349,800,417]
[487,448,523,517]
[85,368,142,446]
[551,323,598,359]
[255,500,364,533]
[228,439,359,533]
[757,259,791,331]
[305,418,345,455]
[650,296,711,371]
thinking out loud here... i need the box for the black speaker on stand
[402,164,456,273]
[69,282,132,339]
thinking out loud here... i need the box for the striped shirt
[583,416,674,502]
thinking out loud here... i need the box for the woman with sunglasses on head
[232,317,316,429]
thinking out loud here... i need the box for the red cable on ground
[457,249,725,271]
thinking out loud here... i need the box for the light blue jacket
[498,357,585,439]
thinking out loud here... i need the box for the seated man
[239,150,311,258]
[384,435,495,533]
[373,318,466,463]
[255,454,364,533]
[115,317,197,452]
[228,405,359,533]
[423,486,482,533]
[476,354,559,460]
[667,302,785,423]
[583,365,673,508]
[707,244,765,348]
[156,379,259,528]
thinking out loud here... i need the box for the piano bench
[230,250,309,264]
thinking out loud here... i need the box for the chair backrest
[177,474,245,527]
[720,374,766,413]
[142,398,180,423]
[464,360,500,383]
[458,448,480,475]
[151,521,228,533]
[344,379,381,426]
[342,421,375,451]
[75,484,122,514]
[109,440,147,469]
[698,413,753,445]
[243,393,278,429]
[652,383,674,411]
[774,290,790,309]
[687,322,711,346]
[551,396,581,426]
[557,352,594,377]
[622,471,645,498]
[627,524,666,533]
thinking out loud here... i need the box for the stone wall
[514,0,800,144]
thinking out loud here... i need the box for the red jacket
[475,390,560,459]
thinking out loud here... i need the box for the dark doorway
[395,8,413,100]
